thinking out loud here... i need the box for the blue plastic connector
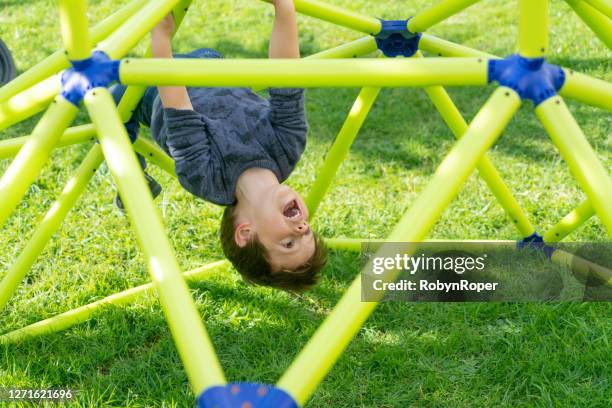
[197,383,298,408]
[374,19,421,58]
[61,51,120,107]
[488,54,565,106]
[517,232,555,259]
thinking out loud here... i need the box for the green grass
[0,0,611,406]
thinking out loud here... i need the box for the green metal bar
[551,249,612,287]
[408,0,482,33]
[0,75,61,132]
[304,36,378,59]
[0,124,94,160]
[536,96,612,236]
[119,58,489,87]
[582,0,612,18]
[252,37,379,93]
[543,200,595,242]
[560,68,612,111]
[0,146,104,312]
[84,87,225,394]
[277,87,521,405]
[0,261,229,344]
[518,0,549,57]
[420,60,535,236]
[58,0,92,61]
[324,237,518,252]
[260,0,381,35]
[0,124,178,179]
[306,87,381,217]
[0,0,149,104]
[418,33,611,112]
[0,96,78,230]
[420,34,497,58]
[133,137,176,177]
[565,0,612,49]
[97,0,184,59]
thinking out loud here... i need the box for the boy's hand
[152,13,175,40]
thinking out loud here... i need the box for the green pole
[58,0,92,61]
[306,87,381,216]
[277,87,521,405]
[560,68,612,111]
[551,249,612,287]
[0,124,95,160]
[419,56,535,237]
[133,138,177,177]
[419,32,611,112]
[543,200,595,242]
[84,87,225,394]
[536,96,612,236]
[565,0,612,49]
[420,34,496,58]
[0,261,229,344]
[0,146,104,312]
[97,0,184,59]
[119,58,489,88]
[304,36,377,59]
[408,0,482,33]
[518,0,549,57]
[260,0,381,35]
[0,96,78,230]
[0,75,61,132]
[582,0,612,18]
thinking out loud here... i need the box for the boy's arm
[152,14,193,110]
[267,1,307,165]
[151,15,219,201]
[269,0,300,59]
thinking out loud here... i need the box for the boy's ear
[234,223,253,248]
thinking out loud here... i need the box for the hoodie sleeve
[163,107,219,200]
[268,88,308,165]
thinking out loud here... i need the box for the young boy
[112,0,326,292]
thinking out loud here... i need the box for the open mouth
[283,199,302,219]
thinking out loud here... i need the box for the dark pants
[110,48,224,170]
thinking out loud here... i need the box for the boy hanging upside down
[112,0,326,292]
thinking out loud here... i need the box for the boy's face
[238,184,315,271]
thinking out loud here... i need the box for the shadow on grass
[0,250,360,392]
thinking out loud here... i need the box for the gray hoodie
[150,86,307,206]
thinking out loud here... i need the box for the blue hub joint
[517,232,555,259]
[374,18,421,58]
[61,51,121,107]
[197,383,298,408]
[488,54,565,106]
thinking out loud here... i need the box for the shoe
[114,172,162,211]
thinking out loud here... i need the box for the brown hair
[220,206,326,292]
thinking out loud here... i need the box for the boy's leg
[109,84,146,169]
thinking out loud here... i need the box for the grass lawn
[1,0,611,406]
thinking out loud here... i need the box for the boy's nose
[295,221,308,234]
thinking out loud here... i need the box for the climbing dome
[0,0,611,406]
